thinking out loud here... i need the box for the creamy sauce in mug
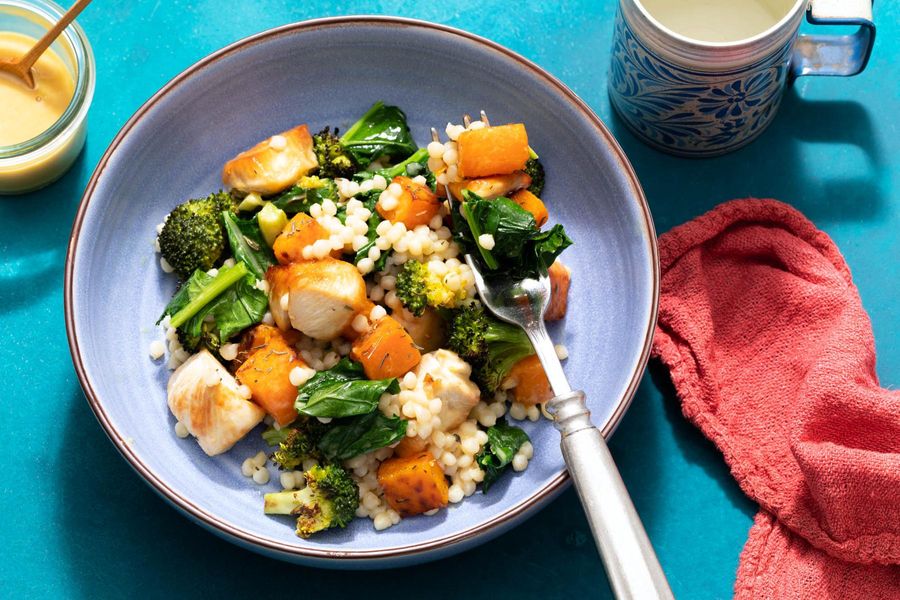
[639,0,795,43]
[0,31,75,146]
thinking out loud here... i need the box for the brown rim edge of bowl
[64,15,660,563]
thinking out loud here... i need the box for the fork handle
[549,390,674,600]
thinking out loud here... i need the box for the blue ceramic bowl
[65,17,658,568]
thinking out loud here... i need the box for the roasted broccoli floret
[523,158,545,197]
[158,191,237,278]
[264,417,327,471]
[447,301,535,393]
[263,464,359,538]
[395,260,467,317]
[313,127,359,179]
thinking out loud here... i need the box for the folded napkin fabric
[650,199,900,598]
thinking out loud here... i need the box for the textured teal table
[2,2,897,598]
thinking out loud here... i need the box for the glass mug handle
[792,0,876,78]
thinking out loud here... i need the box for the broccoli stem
[460,202,499,270]
[264,489,312,515]
[340,101,385,143]
[169,262,248,329]
[379,147,429,180]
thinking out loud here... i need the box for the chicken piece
[546,260,571,321]
[394,307,446,353]
[448,171,532,201]
[286,258,368,340]
[236,325,307,426]
[413,349,480,430]
[265,264,293,331]
[222,125,318,196]
[167,350,265,456]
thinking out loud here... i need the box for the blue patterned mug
[609,0,875,157]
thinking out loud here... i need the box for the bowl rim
[64,15,659,563]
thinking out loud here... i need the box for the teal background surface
[1,1,897,598]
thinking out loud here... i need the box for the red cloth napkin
[650,199,900,598]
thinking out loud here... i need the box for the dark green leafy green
[476,420,531,492]
[318,412,408,461]
[270,178,338,215]
[158,263,267,353]
[458,191,573,276]
[159,262,249,328]
[295,359,400,418]
[222,211,275,279]
[340,102,417,165]
[353,147,430,187]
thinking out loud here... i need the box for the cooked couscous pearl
[370,305,387,321]
[358,257,375,275]
[509,402,527,420]
[252,451,267,468]
[512,453,528,472]
[526,405,541,421]
[160,257,174,273]
[448,484,465,503]
[241,458,255,477]
[445,123,465,141]
[262,312,274,325]
[219,343,239,361]
[252,466,270,485]
[520,441,534,459]
[289,365,316,387]
[280,472,296,490]
[555,344,569,360]
[373,512,393,530]
[174,421,189,438]
[372,174,388,190]
[149,340,166,360]
[427,141,444,158]
[352,313,370,333]
[477,234,495,251]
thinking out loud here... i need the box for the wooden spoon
[0,0,93,89]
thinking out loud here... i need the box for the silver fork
[464,256,673,599]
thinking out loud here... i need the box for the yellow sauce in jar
[0,31,75,146]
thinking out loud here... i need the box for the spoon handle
[549,390,674,600]
[19,0,93,71]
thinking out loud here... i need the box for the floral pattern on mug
[608,10,792,156]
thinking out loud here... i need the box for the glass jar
[0,0,95,194]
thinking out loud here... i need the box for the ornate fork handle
[548,391,674,600]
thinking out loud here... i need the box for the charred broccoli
[523,158,545,197]
[264,417,327,471]
[447,301,535,393]
[312,127,359,179]
[395,259,467,317]
[158,191,236,278]
[263,464,359,538]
